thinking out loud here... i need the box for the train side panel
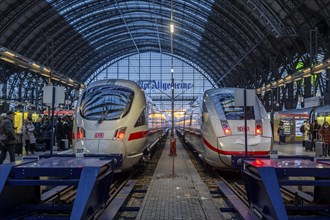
[180,88,272,169]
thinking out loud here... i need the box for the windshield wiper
[98,105,108,124]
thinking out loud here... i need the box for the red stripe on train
[128,130,149,141]
[201,135,269,156]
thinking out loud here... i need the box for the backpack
[300,125,305,133]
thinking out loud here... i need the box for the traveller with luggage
[319,121,330,156]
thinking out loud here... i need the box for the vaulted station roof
[0,0,329,88]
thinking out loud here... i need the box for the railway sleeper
[216,181,258,220]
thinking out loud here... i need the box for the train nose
[233,135,262,146]
[75,139,126,156]
[217,135,262,152]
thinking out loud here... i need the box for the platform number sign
[75,147,84,158]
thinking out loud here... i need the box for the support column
[274,88,280,111]
[286,83,294,109]
[304,77,312,98]
[261,91,269,111]
[1,81,7,113]
[325,68,330,105]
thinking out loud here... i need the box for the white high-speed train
[177,88,272,169]
[73,79,168,171]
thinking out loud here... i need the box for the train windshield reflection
[80,85,134,120]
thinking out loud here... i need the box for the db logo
[94,132,104,138]
[237,126,249,132]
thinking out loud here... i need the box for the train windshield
[212,93,255,120]
[80,85,134,120]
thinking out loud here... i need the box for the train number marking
[94,132,104,138]
[237,126,249,132]
[76,149,84,153]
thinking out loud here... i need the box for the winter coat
[2,117,16,144]
[310,123,321,140]
[22,123,36,144]
[303,123,310,141]
[55,121,65,140]
[320,126,330,144]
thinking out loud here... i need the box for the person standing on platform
[0,113,6,153]
[277,121,286,145]
[302,120,310,145]
[0,111,16,164]
[55,117,65,150]
[319,121,330,155]
[310,120,321,149]
[66,116,73,147]
[22,118,36,154]
[40,116,52,150]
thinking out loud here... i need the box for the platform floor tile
[136,135,224,220]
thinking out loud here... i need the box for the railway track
[180,137,318,219]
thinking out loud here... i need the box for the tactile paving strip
[136,136,224,219]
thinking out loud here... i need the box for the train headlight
[115,127,127,140]
[76,127,85,140]
[224,128,232,135]
[256,124,262,135]
[221,123,232,136]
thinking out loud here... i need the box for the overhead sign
[43,86,65,106]
[234,89,255,106]
[304,96,320,108]
[138,80,193,91]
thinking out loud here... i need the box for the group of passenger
[36,114,73,150]
[301,119,330,153]
[277,119,330,149]
[0,112,73,164]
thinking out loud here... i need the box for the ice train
[177,88,272,169]
[73,79,168,171]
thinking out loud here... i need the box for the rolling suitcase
[61,139,69,150]
[35,143,46,152]
[315,142,326,157]
[305,140,313,151]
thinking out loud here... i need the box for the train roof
[315,105,330,114]
[276,105,330,116]
[277,108,313,115]
[86,79,143,93]
[204,87,256,96]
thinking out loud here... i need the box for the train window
[135,108,146,127]
[202,101,208,123]
[212,93,255,120]
[80,85,134,121]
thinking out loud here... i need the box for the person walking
[22,118,36,154]
[0,111,16,164]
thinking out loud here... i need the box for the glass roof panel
[86,52,215,113]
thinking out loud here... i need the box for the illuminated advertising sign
[138,80,193,91]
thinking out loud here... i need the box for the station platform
[136,135,224,220]
[273,142,321,158]
[1,142,319,164]
[1,146,73,164]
